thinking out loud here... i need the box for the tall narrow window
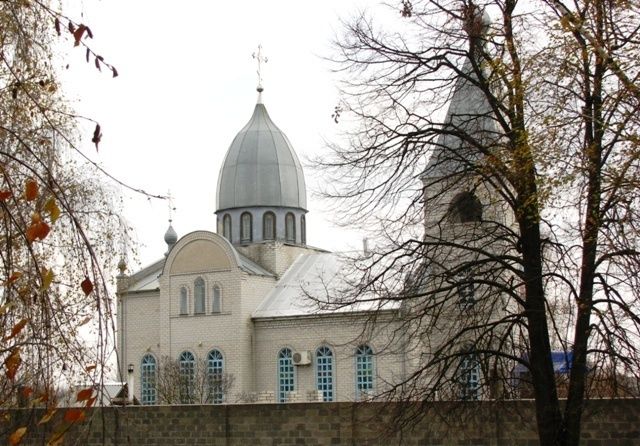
[278,348,295,403]
[285,213,295,243]
[241,212,252,243]
[207,349,225,404]
[179,287,188,315]
[355,344,374,400]
[194,277,205,314]
[301,215,306,245]
[223,214,232,241]
[316,346,334,402]
[263,212,276,240]
[457,272,475,309]
[459,353,480,400]
[141,354,157,405]
[179,351,196,404]
[212,284,222,313]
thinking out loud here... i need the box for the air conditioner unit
[292,351,311,366]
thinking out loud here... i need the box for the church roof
[125,250,275,293]
[422,57,498,179]
[423,11,499,179]
[216,101,307,211]
[252,253,399,319]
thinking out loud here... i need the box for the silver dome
[216,102,307,211]
[164,224,178,245]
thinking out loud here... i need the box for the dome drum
[217,207,307,246]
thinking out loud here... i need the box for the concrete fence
[2,399,639,445]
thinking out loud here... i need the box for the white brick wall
[118,231,405,404]
[253,313,404,402]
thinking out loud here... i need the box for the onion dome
[164,223,178,255]
[216,97,306,211]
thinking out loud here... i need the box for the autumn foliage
[0,0,123,444]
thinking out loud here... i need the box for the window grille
[207,350,224,404]
[278,348,295,402]
[179,351,196,404]
[355,345,374,399]
[316,346,334,401]
[141,354,157,405]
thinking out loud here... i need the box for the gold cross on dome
[252,44,268,90]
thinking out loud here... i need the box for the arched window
[301,215,306,245]
[223,214,232,241]
[285,213,295,243]
[179,287,188,315]
[263,212,276,240]
[140,354,157,405]
[212,284,222,313]
[277,348,295,403]
[449,192,483,223]
[207,349,225,404]
[355,344,374,400]
[179,351,196,404]
[194,277,205,314]
[316,346,334,402]
[241,212,252,243]
[459,353,480,400]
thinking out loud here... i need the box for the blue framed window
[194,277,205,314]
[459,353,480,400]
[179,351,196,404]
[179,287,188,315]
[140,354,157,405]
[212,284,222,313]
[316,346,334,402]
[355,344,374,399]
[278,348,295,402]
[457,271,475,309]
[207,349,224,404]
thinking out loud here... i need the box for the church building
[116,85,405,405]
[116,24,504,405]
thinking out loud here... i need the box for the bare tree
[0,1,162,443]
[153,355,235,405]
[318,0,640,445]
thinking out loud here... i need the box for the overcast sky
[58,0,395,269]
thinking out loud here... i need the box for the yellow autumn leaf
[44,197,61,223]
[38,409,57,425]
[41,268,54,290]
[0,302,14,316]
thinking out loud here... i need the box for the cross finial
[252,44,268,93]
[167,190,176,224]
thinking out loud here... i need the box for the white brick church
[116,31,505,405]
[116,86,406,405]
